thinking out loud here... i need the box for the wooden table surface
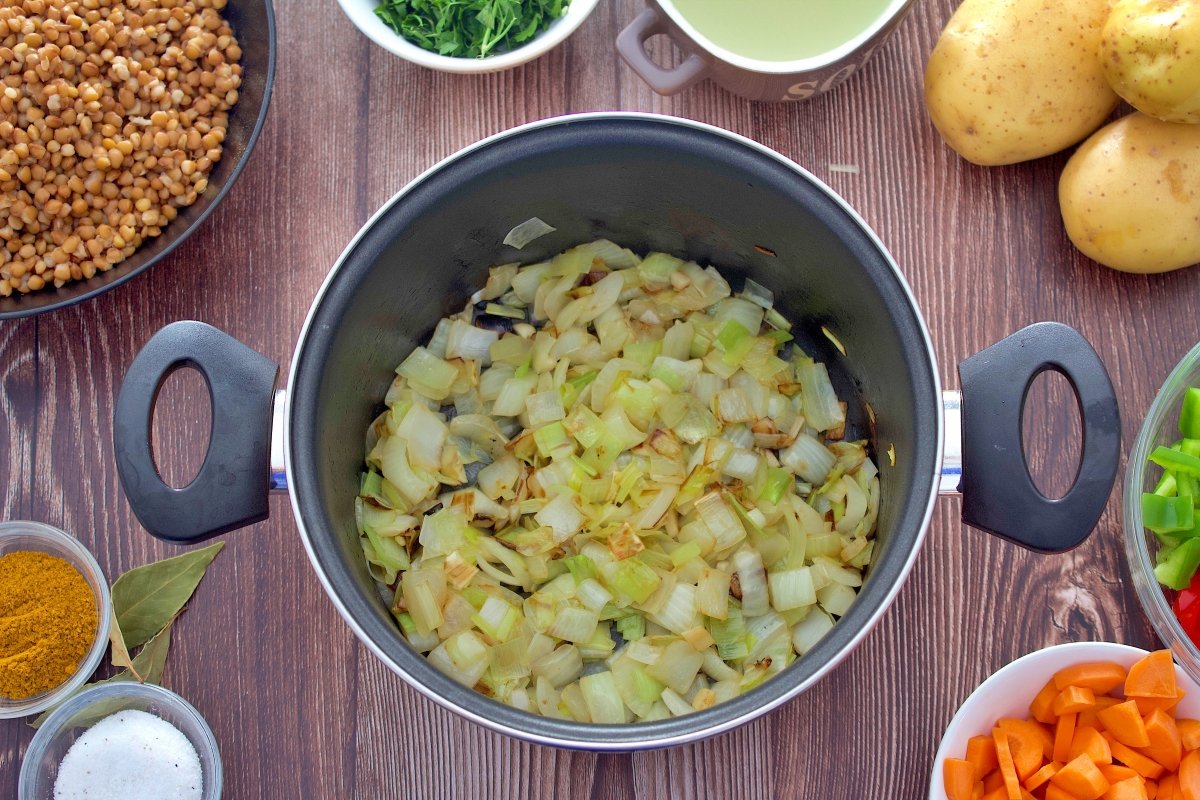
[3,0,1198,796]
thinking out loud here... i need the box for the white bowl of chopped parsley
[340,0,601,72]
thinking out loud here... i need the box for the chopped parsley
[374,0,570,59]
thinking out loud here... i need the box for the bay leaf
[130,613,176,685]
[112,541,224,648]
[107,606,143,681]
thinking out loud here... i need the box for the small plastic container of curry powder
[0,521,111,718]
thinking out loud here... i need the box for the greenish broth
[671,0,893,62]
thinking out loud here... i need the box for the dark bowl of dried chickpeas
[0,0,275,318]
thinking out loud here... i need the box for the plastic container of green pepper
[1125,341,1200,686]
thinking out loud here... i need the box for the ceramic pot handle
[958,322,1120,553]
[113,321,278,544]
[616,8,709,95]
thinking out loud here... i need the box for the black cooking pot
[0,0,276,319]
[112,114,1120,749]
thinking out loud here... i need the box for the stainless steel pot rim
[282,111,944,749]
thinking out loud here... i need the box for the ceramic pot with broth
[617,0,914,101]
[111,114,1119,749]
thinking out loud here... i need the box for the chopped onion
[741,278,774,310]
[767,567,817,612]
[817,581,857,617]
[492,373,538,417]
[581,670,629,723]
[504,217,557,249]
[477,454,520,500]
[576,239,640,269]
[733,549,769,617]
[535,493,585,541]
[428,634,487,687]
[357,241,880,722]
[791,608,834,655]
[445,320,500,364]
[396,347,458,401]
[660,687,695,717]
[576,578,613,612]
[555,271,624,332]
[394,403,448,473]
[713,297,765,339]
[532,644,583,688]
[779,433,837,484]
[633,486,678,530]
[797,360,845,434]
[697,567,730,620]
[646,640,704,695]
[525,390,566,427]
[547,607,600,644]
[649,584,699,634]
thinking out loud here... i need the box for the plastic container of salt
[18,682,222,800]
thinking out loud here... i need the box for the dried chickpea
[0,0,242,295]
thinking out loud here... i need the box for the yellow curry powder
[0,551,98,699]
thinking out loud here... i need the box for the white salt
[54,709,203,800]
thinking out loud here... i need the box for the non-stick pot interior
[289,116,939,747]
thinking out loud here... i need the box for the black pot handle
[958,322,1120,553]
[114,321,279,544]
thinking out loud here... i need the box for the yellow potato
[1101,0,1200,124]
[1059,113,1200,273]
[925,0,1119,166]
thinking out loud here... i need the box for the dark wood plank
[0,319,36,524]
[5,0,1200,796]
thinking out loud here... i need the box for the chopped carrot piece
[1160,774,1179,800]
[1126,651,1178,699]
[1177,719,1200,751]
[1146,778,1158,800]
[985,771,1005,792]
[1071,726,1114,765]
[972,784,984,800]
[1099,701,1153,748]
[1085,697,1127,729]
[982,788,1009,800]
[1026,719,1055,761]
[967,735,1000,781]
[1103,776,1150,800]
[1034,678,1065,723]
[1046,785,1080,800]
[1057,713,1080,763]
[1025,762,1062,792]
[995,726,1023,800]
[1178,749,1200,800]
[1056,685,1099,716]
[1051,753,1111,800]
[1107,733,1167,779]
[1141,709,1183,772]
[1000,718,1052,779]
[1055,662,1130,694]
[1100,764,1143,783]
[1134,690,1185,717]
[946,758,979,800]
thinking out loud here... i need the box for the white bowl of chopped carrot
[930,641,1200,800]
